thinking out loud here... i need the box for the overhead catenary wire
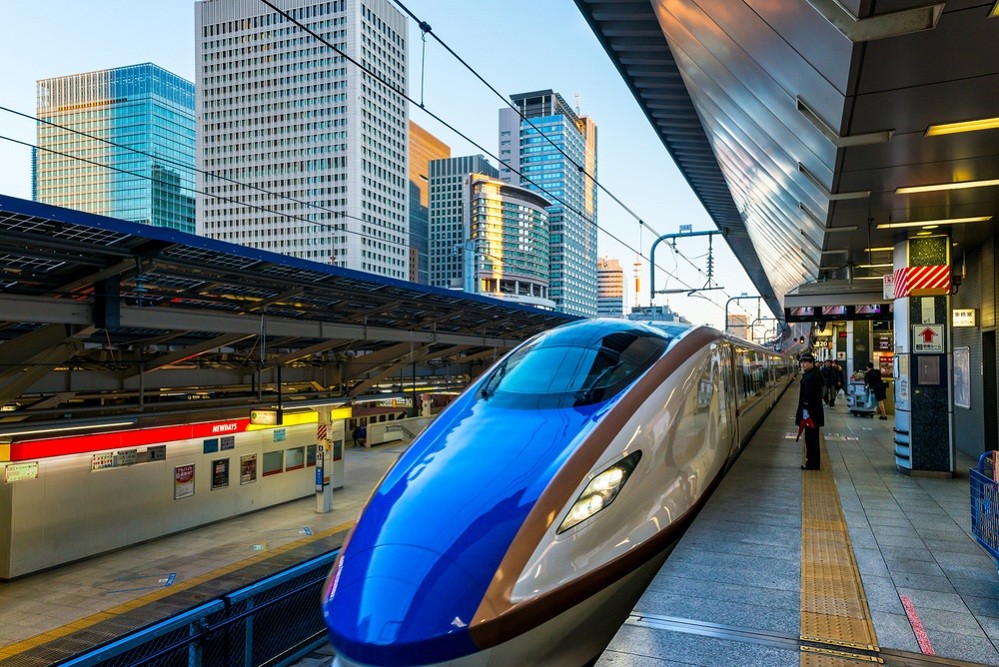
[387,0,746,310]
[260,0,729,303]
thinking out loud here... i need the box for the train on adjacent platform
[322,318,795,667]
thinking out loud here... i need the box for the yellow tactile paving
[800,438,880,666]
[0,519,353,661]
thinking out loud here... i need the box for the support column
[892,235,954,476]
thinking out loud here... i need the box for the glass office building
[499,90,598,317]
[34,63,196,233]
[196,0,409,278]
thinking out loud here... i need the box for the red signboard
[8,419,252,462]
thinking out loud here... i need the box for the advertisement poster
[174,464,195,499]
[212,458,230,490]
[954,347,971,409]
[240,454,257,485]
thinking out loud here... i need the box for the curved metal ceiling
[575,0,999,312]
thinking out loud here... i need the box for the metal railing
[59,551,339,667]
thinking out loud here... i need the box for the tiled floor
[599,389,999,666]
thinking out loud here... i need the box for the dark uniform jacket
[795,366,825,427]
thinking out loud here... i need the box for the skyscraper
[464,174,553,309]
[499,90,598,317]
[409,121,450,284]
[597,257,624,318]
[428,155,497,289]
[196,0,409,278]
[34,63,196,233]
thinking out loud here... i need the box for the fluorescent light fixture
[922,225,939,230]
[825,226,858,233]
[0,421,136,439]
[821,248,849,254]
[864,246,894,252]
[991,2,999,19]
[857,263,893,268]
[915,231,935,236]
[896,179,999,194]
[926,116,999,136]
[877,216,992,229]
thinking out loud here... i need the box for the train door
[718,343,738,457]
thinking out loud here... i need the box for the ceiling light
[825,226,858,233]
[821,249,848,254]
[863,246,894,252]
[856,263,893,268]
[877,216,992,229]
[896,179,999,194]
[915,231,934,236]
[922,225,939,230]
[926,116,999,136]
[991,2,999,18]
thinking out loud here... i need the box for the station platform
[2,389,997,667]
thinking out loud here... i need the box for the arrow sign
[912,324,944,353]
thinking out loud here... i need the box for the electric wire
[260,0,727,302]
[387,0,747,310]
[391,0,739,300]
[0,104,374,239]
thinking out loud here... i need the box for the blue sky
[0,0,764,329]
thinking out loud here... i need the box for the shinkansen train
[321,319,795,667]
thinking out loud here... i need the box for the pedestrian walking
[864,362,888,420]
[796,353,825,470]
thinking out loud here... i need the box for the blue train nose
[323,543,488,666]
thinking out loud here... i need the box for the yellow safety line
[800,438,880,666]
[0,519,353,660]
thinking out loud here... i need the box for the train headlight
[558,450,642,533]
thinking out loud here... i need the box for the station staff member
[795,353,825,470]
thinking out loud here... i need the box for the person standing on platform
[796,353,825,470]
[820,359,838,407]
[865,362,888,420]
[831,359,846,404]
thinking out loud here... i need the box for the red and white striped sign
[893,265,950,297]
[317,422,329,441]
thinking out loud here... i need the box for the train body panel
[323,320,794,667]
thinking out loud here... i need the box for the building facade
[428,155,497,289]
[597,256,624,318]
[34,63,196,233]
[408,121,450,284]
[464,174,553,309]
[195,0,409,278]
[499,90,598,317]
[628,304,689,325]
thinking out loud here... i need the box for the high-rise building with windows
[409,121,450,284]
[498,90,598,317]
[195,0,409,278]
[597,256,625,318]
[428,155,497,289]
[464,174,553,309]
[34,63,196,233]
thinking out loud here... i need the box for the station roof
[575,0,999,312]
[0,195,574,420]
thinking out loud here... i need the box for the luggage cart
[847,380,876,417]
[970,452,999,573]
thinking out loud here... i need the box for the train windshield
[479,327,670,408]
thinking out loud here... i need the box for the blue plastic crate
[970,452,999,566]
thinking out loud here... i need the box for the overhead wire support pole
[724,295,765,336]
[649,230,723,299]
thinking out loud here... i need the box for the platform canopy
[0,195,574,426]
[575,0,999,316]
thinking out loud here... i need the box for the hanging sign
[4,461,38,482]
